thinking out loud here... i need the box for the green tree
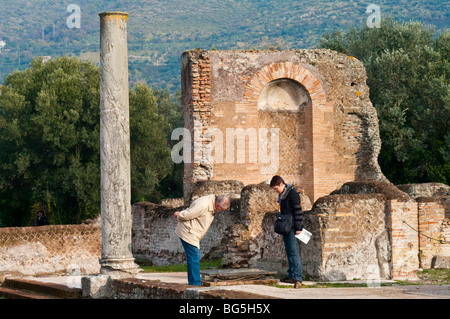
[129,84,174,203]
[318,18,449,185]
[0,56,176,226]
[152,89,184,200]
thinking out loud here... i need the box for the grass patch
[136,258,222,273]
[417,268,450,284]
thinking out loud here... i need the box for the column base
[99,257,142,278]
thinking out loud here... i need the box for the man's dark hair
[270,175,285,187]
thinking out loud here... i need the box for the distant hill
[0,0,448,92]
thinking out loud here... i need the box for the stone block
[81,275,113,299]
[431,255,450,269]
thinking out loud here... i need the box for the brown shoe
[294,281,302,289]
[280,277,301,285]
[280,277,294,283]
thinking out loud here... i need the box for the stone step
[2,278,82,299]
[0,286,57,299]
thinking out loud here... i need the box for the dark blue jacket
[278,184,303,232]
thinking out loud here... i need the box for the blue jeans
[180,239,202,286]
[282,228,303,282]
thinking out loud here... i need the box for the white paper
[295,229,312,244]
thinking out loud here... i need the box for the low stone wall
[2,181,446,284]
[396,183,450,200]
[301,181,450,281]
[417,197,450,269]
[221,183,280,269]
[397,183,450,269]
[303,193,393,281]
[131,180,245,265]
[0,224,101,281]
[221,183,311,274]
[134,180,448,281]
[131,200,241,265]
[301,181,419,281]
[111,278,270,299]
[188,180,245,204]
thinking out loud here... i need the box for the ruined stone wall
[0,182,445,283]
[181,49,386,203]
[131,180,311,277]
[221,183,311,275]
[387,199,419,280]
[132,202,240,266]
[131,181,243,265]
[130,181,449,281]
[417,198,450,269]
[132,202,183,265]
[303,193,392,281]
[301,181,420,281]
[0,224,101,281]
[221,183,280,269]
[397,183,450,269]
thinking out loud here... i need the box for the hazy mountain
[0,0,448,91]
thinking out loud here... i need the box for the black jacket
[278,184,303,232]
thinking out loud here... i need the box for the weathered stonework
[131,194,241,266]
[182,49,386,203]
[1,182,446,283]
[300,181,447,281]
[397,183,450,269]
[129,180,449,282]
[98,12,140,276]
[0,224,101,281]
[297,181,449,281]
[396,183,450,200]
[188,180,244,203]
[221,182,310,271]
[303,193,393,281]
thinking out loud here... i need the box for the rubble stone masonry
[1,182,448,282]
[0,224,101,281]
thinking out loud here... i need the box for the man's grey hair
[216,195,230,209]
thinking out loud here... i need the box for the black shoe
[280,277,299,284]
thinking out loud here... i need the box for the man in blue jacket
[270,175,303,287]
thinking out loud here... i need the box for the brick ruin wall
[131,181,449,282]
[397,184,450,270]
[0,181,447,281]
[175,49,450,281]
[131,181,245,265]
[305,181,418,281]
[0,224,101,281]
[304,182,449,281]
[181,49,386,203]
[132,200,241,266]
[130,180,310,271]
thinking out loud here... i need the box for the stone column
[98,11,139,276]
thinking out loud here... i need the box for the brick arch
[243,62,328,106]
[241,62,333,201]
